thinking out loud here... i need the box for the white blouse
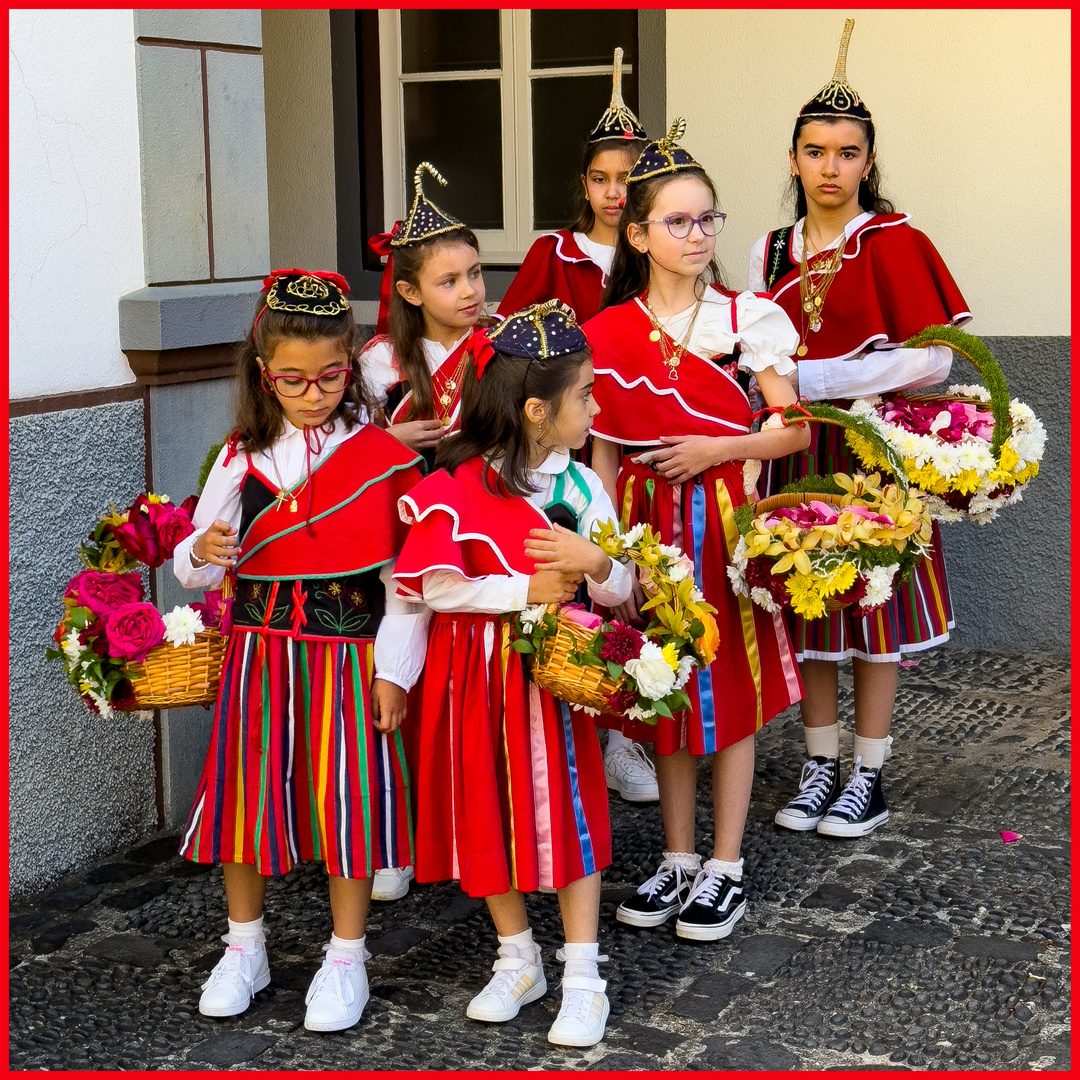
[417,450,633,615]
[361,332,470,410]
[572,231,615,279]
[638,287,798,377]
[172,419,430,691]
[746,214,952,399]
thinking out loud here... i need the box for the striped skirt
[764,418,955,663]
[179,628,413,878]
[596,458,803,756]
[413,612,610,898]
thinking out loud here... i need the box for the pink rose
[154,507,196,559]
[68,570,144,616]
[112,508,161,567]
[104,602,165,662]
[560,603,604,630]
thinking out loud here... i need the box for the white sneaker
[199,936,271,1017]
[371,866,414,901]
[304,945,370,1032]
[547,974,610,1047]
[604,742,659,802]
[466,948,547,1022]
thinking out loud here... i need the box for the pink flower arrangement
[111,494,198,567]
[560,603,604,631]
[66,570,144,617]
[878,396,994,444]
[768,502,892,529]
[104,602,167,662]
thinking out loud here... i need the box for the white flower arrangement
[162,604,206,648]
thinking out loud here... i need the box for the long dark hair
[234,301,370,453]
[567,137,647,234]
[788,115,895,221]
[602,166,728,310]
[387,228,481,421]
[437,346,591,498]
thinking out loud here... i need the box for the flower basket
[843,326,1046,525]
[511,524,720,723]
[46,491,232,719]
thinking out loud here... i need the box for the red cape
[394,457,550,600]
[497,231,607,324]
[767,214,971,361]
[237,425,423,578]
[584,288,754,445]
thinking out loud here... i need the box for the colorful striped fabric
[180,628,413,878]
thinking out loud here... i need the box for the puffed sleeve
[732,291,799,377]
[359,338,401,410]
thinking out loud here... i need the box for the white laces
[618,742,657,777]
[635,860,687,899]
[828,756,875,817]
[684,869,726,907]
[202,938,261,993]
[788,757,837,810]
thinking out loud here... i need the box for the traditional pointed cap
[390,162,466,247]
[488,300,586,361]
[799,18,872,122]
[625,117,700,184]
[588,47,648,143]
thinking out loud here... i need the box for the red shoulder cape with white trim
[394,456,550,599]
[497,230,606,324]
[583,287,754,445]
[767,214,971,361]
[236,424,423,578]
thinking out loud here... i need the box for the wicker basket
[529,604,623,713]
[126,629,228,708]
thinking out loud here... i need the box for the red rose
[72,571,144,617]
[154,507,195,559]
[104,602,165,662]
[112,507,161,566]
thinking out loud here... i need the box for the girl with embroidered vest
[498,49,647,326]
[363,162,488,473]
[393,301,633,1047]
[173,270,428,1032]
[747,20,971,839]
[585,120,809,941]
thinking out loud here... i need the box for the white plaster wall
[665,9,1070,336]
[9,9,145,398]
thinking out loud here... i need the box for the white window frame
[379,10,631,263]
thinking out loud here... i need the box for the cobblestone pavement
[8,647,1071,1072]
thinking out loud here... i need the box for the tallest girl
[748,19,971,838]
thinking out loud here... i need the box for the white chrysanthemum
[675,655,697,690]
[625,703,656,722]
[579,706,600,717]
[163,605,205,648]
[726,563,749,597]
[750,586,782,614]
[62,628,83,665]
[955,443,989,473]
[861,564,899,608]
[88,689,115,720]
[947,384,989,401]
[519,603,548,634]
[848,397,877,417]
[731,535,749,569]
[924,496,964,523]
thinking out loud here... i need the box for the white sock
[560,941,600,981]
[329,933,366,957]
[702,857,744,882]
[497,927,541,966]
[805,723,840,760]
[606,728,633,754]
[227,916,264,946]
[662,850,702,872]
[853,735,889,771]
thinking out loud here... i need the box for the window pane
[401,10,500,74]
[531,73,637,231]
[403,81,503,230]
[530,11,637,69]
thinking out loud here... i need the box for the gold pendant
[803,300,815,313]
[668,364,679,380]
[439,392,452,407]
[442,416,453,427]
[289,498,298,513]
[649,329,661,342]
[797,344,808,357]
[810,320,822,333]
[813,296,823,308]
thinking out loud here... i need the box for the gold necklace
[268,447,310,513]
[642,292,705,380]
[796,222,843,357]
[432,349,471,426]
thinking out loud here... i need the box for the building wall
[667,9,1070,655]
[9,9,145,398]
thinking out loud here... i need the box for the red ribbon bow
[468,328,497,379]
[260,268,350,297]
[752,402,813,427]
[368,222,402,259]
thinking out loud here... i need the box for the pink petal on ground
[999,830,1022,843]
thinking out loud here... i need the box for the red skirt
[179,628,414,879]
[597,458,803,756]
[413,611,611,897]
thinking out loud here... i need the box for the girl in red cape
[173,270,427,1033]
[586,119,809,943]
[747,20,971,840]
[394,301,632,1048]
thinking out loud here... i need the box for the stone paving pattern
[8,646,1071,1071]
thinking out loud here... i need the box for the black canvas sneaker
[774,756,841,831]
[816,757,889,837]
[674,870,746,941]
[616,857,697,927]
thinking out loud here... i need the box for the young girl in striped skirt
[173,269,428,1031]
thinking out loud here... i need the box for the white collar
[421,332,470,363]
[791,211,875,258]
[485,448,571,477]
